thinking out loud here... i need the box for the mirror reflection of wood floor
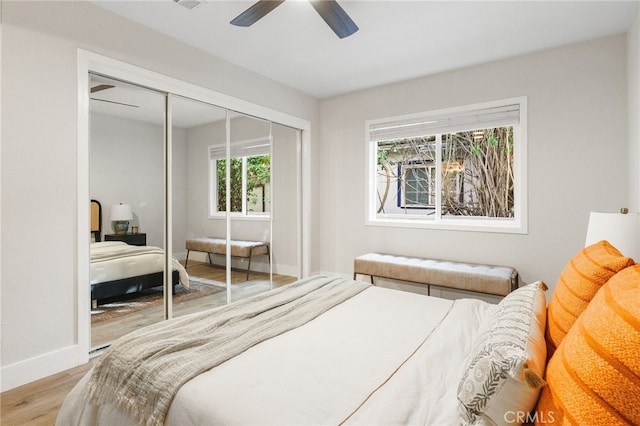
[91,260,297,350]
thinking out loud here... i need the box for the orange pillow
[545,240,633,356]
[536,264,640,425]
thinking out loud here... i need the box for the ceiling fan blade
[230,0,285,27]
[91,98,139,108]
[90,84,115,93]
[309,0,358,38]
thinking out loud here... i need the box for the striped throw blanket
[85,275,370,426]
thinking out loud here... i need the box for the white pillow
[457,281,548,425]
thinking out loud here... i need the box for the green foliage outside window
[217,155,270,213]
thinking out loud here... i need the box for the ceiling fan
[231,0,358,39]
[90,84,139,108]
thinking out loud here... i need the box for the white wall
[91,114,163,247]
[315,35,630,299]
[90,113,189,250]
[0,0,317,390]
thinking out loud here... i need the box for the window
[209,138,271,217]
[367,97,527,233]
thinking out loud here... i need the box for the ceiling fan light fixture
[173,0,203,10]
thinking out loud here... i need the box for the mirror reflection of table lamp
[585,208,640,261]
[110,203,133,235]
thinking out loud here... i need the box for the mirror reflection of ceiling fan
[231,0,358,39]
[90,84,140,108]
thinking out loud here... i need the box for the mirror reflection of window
[210,139,271,216]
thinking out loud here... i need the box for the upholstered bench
[185,237,270,280]
[353,253,518,297]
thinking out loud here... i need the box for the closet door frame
[76,50,311,364]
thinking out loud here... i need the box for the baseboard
[1,345,79,392]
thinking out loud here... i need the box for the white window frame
[208,137,271,219]
[365,97,527,234]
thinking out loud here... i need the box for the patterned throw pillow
[545,240,633,357]
[536,264,640,426]
[458,281,548,425]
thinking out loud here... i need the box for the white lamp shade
[110,203,133,221]
[585,211,640,260]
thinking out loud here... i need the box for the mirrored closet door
[89,74,167,351]
[88,73,302,350]
[171,96,231,316]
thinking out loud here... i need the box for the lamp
[110,203,133,235]
[585,208,640,260]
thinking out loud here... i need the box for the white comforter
[58,282,496,425]
[90,241,189,287]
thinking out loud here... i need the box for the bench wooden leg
[246,252,253,281]
[245,245,270,281]
[185,250,190,269]
[265,246,271,277]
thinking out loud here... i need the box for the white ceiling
[92,0,638,99]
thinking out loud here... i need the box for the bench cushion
[354,253,516,296]
[186,237,268,258]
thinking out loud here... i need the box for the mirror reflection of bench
[185,237,270,280]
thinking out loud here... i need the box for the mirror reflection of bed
[89,199,180,349]
[89,200,214,350]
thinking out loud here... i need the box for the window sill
[208,214,271,221]
[366,216,527,234]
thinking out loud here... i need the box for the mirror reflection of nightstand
[104,233,147,246]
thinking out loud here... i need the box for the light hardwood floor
[1,261,297,425]
[1,361,95,426]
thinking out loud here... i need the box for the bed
[89,200,189,307]
[59,240,640,426]
[59,274,548,425]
